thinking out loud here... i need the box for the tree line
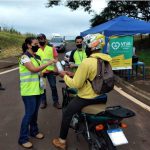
[47,0,150,27]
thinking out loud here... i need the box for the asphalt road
[0,43,150,150]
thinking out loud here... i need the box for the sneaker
[20,141,33,149]
[0,87,5,90]
[52,138,67,150]
[35,133,44,139]
[53,102,62,109]
[40,103,47,109]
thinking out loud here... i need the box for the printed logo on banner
[111,42,120,50]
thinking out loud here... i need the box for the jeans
[41,73,59,104]
[59,95,107,139]
[18,95,41,144]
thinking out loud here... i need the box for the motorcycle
[61,83,135,150]
[59,61,136,150]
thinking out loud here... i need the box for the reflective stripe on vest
[19,56,43,96]
[73,49,87,65]
[20,78,39,82]
[20,72,37,76]
[36,45,54,71]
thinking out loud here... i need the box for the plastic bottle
[56,61,64,72]
[40,77,45,89]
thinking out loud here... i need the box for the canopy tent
[81,16,150,37]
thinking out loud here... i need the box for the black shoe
[53,102,62,109]
[40,103,47,109]
[0,86,5,90]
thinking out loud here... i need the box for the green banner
[109,36,133,70]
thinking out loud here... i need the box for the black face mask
[76,44,82,49]
[39,41,46,46]
[85,47,92,57]
[32,45,39,52]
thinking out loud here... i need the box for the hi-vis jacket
[19,52,43,96]
[36,45,54,72]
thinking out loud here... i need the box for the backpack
[89,58,114,94]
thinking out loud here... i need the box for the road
[0,43,150,150]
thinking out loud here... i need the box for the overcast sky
[0,0,107,38]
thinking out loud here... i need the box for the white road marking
[0,67,19,75]
[114,86,150,112]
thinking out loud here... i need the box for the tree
[47,0,92,13]
[46,0,150,27]
[90,1,150,27]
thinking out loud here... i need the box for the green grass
[0,31,26,59]
[0,31,25,49]
[136,48,150,66]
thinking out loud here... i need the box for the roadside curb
[0,62,18,69]
[0,56,19,70]
[114,75,150,101]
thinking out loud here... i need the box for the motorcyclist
[52,33,112,150]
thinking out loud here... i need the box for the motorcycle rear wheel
[89,131,117,150]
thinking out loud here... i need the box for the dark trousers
[59,95,107,139]
[41,89,47,104]
[41,73,59,104]
[18,95,41,144]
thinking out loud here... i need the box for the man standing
[69,36,87,69]
[37,33,61,109]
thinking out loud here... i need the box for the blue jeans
[41,73,58,104]
[18,95,41,144]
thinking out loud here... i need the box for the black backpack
[89,58,114,94]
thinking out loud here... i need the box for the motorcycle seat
[81,104,106,115]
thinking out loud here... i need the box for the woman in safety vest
[18,37,56,149]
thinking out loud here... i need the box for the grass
[136,48,150,66]
[0,31,26,59]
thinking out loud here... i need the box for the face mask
[76,44,82,49]
[39,41,46,46]
[32,45,39,52]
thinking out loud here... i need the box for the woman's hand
[52,59,57,63]
[47,59,57,65]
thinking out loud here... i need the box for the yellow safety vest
[73,49,87,65]
[19,55,43,96]
[36,45,54,72]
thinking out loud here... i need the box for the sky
[0,0,107,39]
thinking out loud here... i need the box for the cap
[37,33,46,40]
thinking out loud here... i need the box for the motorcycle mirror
[61,60,66,66]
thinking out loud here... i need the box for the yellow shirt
[64,53,112,99]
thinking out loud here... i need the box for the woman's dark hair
[75,36,83,42]
[22,37,36,53]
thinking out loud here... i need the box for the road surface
[0,44,150,150]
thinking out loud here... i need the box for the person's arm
[62,60,89,89]
[24,60,56,73]
[53,47,58,61]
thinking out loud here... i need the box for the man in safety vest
[37,33,61,109]
[69,36,87,71]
